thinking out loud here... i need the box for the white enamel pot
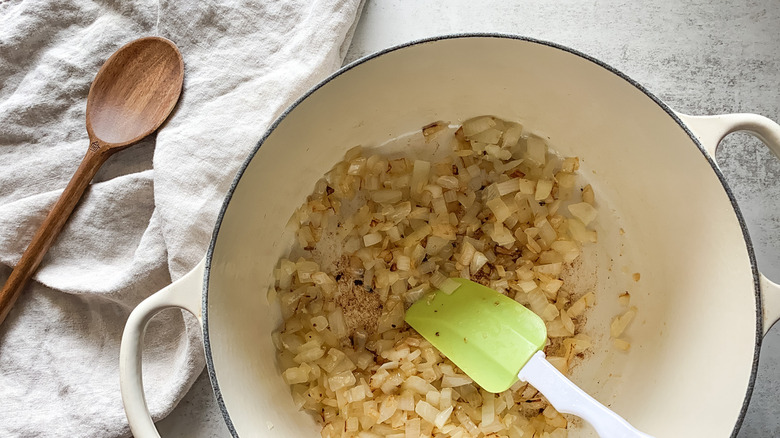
[119,35,780,437]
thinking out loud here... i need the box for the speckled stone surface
[157,1,780,436]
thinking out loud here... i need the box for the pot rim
[202,33,762,438]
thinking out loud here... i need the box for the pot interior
[205,36,758,437]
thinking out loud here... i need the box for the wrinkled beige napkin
[0,0,362,436]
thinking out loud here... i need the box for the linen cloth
[0,0,363,436]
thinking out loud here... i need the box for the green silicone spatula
[405,278,654,438]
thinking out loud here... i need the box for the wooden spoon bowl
[87,37,184,148]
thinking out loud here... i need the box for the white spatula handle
[517,351,654,438]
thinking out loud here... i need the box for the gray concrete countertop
[158,1,780,436]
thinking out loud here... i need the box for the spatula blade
[405,278,547,393]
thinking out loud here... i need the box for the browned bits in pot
[422,120,448,139]
[335,269,381,336]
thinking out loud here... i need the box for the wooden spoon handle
[0,142,111,324]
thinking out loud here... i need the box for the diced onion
[486,197,511,223]
[462,116,497,137]
[415,400,440,425]
[582,184,595,204]
[526,136,547,166]
[371,189,403,204]
[501,123,523,148]
[535,180,553,201]
[271,115,617,438]
[611,306,638,338]
[568,202,598,225]
[613,338,631,351]
[363,232,382,247]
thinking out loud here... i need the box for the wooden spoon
[0,36,184,325]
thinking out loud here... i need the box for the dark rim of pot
[202,33,762,438]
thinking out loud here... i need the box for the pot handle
[676,113,780,160]
[676,112,780,335]
[760,276,780,335]
[119,257,205,438]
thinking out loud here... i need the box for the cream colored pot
[119,35,780,437]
